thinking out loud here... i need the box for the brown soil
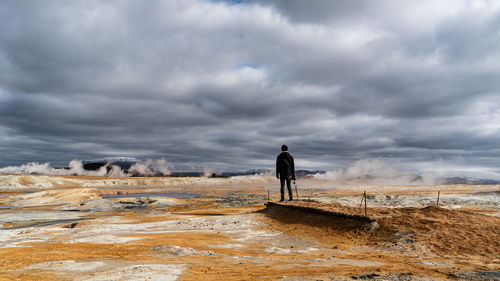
[265,202,500,272]
[1,177,499,280]
[1,203,499,281]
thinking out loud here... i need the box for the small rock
[63,222,78,229]
[357,273,380,280]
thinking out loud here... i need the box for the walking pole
[359,191,365,208]
[436,191,440,206]
[364,191,367,217]
[294,180,299,200]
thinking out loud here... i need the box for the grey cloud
[0,0,500,177]
[243,0,373,24]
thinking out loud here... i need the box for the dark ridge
[81,157,142,172]
[443,177,500,185]
[264,202,374,223]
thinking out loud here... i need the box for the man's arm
[276,157,280,179]
[291,155,296,180]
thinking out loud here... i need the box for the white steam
[0,158,174,177]
[230,169,275,181]
[202,163,215,177]
[314,158,439,186]
[128,158,173,176]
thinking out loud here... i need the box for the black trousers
[280,177,293,201]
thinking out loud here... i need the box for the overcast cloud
[1,0,499,177]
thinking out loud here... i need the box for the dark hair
[281,144,288,151]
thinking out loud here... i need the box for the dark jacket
[276,151,295,179]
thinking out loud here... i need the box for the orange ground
[0,176,498,280]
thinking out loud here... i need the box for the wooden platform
[265,201,374,223]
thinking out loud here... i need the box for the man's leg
[286,178,293,201]
[279,177,286,201]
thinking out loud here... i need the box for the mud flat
[0,175,499,280]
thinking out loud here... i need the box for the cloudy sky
[1,0,499,176]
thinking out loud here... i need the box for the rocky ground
[0,175,498,280]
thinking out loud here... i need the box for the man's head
[281,144,288,152]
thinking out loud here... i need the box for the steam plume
[128,158,173,176]
[314,158,439,185]
[202,163,215,177]
[0,158,174,177]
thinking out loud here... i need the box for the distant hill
[442,177,500,185]
[171,169,326,178]
[82,157,142,171]
[74,161,500,184]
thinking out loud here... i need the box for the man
[276,144,296,202]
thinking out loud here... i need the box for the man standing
[276,144,296,202]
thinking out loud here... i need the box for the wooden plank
[265,202,374,223]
